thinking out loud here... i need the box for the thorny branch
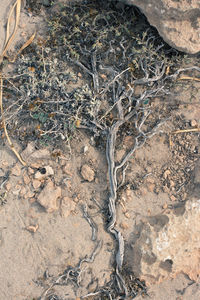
[105,76,168,297]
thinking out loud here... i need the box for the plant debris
[1,0,200,299]
[1,0,193,147]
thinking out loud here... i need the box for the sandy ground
[0,1,200,300]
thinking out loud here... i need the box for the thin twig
[177,76,200,82]
[82,203,98,241]
[166,66,200,81]
[0,74,27,166]
[172,128,200,134]
[40,240,102,300]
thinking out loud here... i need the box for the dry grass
[0,0,36,165]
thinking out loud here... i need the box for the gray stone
[120,0,200,54]
[126,198,200,286]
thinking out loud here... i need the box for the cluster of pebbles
[0,142,96,230]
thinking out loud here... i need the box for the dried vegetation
[1,0,200,299]
[1,0,195,147]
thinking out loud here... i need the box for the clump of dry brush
[1,0,189,147]
[1,0,199,298]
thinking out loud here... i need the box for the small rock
[100,73,107,81]
[61,196,76,218]
[170,195,176,201]
[28,167,35,175]
[191,119,197,127]
[26,190,35,198]
[5,182,11,191]
[37,180,61,213]
[32,179,41,189]
[147,209,152,216]
[12,186,21,195]
[20,186,27,196]
[162,203,168,209]
[11,163,22,176]
[23,173,30,185]
[26,224,39,233]
[81,164,95,182]
[34,165,54,180]
[163,170,170,179]
[45,166,54,176]
[124,212,130,219]
[126,188,133,200]
[83,145,88,154]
